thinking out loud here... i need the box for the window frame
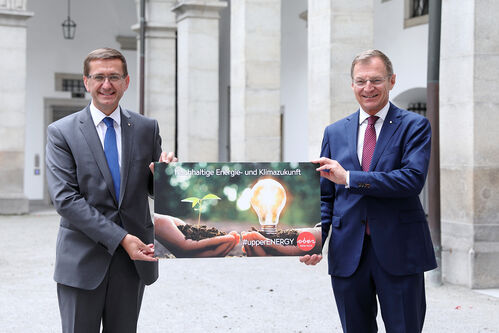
[404,0,429,28]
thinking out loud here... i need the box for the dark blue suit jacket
[320,103,437,277]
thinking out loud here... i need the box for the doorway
[43,98,89,204]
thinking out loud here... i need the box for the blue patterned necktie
[103,117,120,201]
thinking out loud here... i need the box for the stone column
[133,0,177,153]
[307,0,373,159]
[0,1,32,214]
[230,0,281,162]
[440,0,499,288]
[173,0,226,162]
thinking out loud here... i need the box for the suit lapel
[346,111,362,170]
[119,109,134,206]
[370,103,402,171]
[78,107,117,203]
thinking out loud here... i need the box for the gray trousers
[57,246,145,333]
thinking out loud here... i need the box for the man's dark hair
[83,48,128,77]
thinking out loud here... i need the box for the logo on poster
[297,232,316,251]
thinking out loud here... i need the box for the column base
[470,244,499,289]
[0,194,29,214]
[443,243,499,289]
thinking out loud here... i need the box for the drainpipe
[426,0,442,285]
[139,0,145,115]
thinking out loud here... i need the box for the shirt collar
[89,102,121,127]
[358,102,390,125]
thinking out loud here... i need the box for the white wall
[280,0,429,162]
[25,0,138,199]
[374,0,428,101]
[281,0,308,162]
[22,0,428,199]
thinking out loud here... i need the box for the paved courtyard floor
[1,210,498,332]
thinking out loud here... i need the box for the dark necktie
[362,115,379,235]
[362,115,379,172]
[103,117,120,201]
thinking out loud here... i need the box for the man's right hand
[120,234,158,262]
[311,157,347,185]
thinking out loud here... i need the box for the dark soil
[251,227,299,245]
[178,223,227,241]
[176,223,300,244]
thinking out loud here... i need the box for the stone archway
[393,87,429,213]
[392,87,427,111]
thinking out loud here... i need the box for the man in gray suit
[46,48,176,333]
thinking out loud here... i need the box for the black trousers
[57,246,145,333]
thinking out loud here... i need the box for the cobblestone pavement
[1,210,498,332]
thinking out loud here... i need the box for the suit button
[361,219,366,225]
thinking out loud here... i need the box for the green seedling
[181,194,221,226]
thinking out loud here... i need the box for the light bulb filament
[250,178,286,235]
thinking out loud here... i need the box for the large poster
[153,162,321,258]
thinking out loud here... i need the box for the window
[411,0,429,18]
[407,101,428,214]
[55,73,86,98]
[404,0,429,28]
[62,78,86,98]
[407,102,427,117]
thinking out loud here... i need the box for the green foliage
[181,194,221,226]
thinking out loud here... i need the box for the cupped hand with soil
[154,213,240,258]
[241,227,321,257]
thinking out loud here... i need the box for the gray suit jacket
[46,106,161,290]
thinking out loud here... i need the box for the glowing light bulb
[249,178,287,235]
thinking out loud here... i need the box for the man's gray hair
[350,49,394,78]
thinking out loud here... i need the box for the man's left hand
[149,151,177,174]
[299,254,323,265]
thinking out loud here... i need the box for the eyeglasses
[353,76,391,87]
[87,74,126,83]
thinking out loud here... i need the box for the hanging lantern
[61,0,76,39]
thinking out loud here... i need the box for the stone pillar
[173,0,226,162]
[0,1,32,214]
[133,0,177,153]
[230,0,281,162]
[307,0,373,159]
[440,0,499,288]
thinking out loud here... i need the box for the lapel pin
[128,123,131,126]
[389,121,393,124]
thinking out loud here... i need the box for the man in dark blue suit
[302,50,437,332]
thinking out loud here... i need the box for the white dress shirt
[89,103,122,167]
[346,102,390,187]
[357,103,390,165]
